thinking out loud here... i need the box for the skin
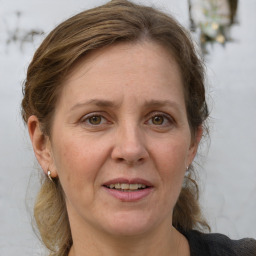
[28,41,202,256]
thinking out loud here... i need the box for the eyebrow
[143,99,180,110]
[69,99,120,112]
[69,98,181,113]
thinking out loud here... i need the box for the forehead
[67,40,181,78]
[58,41,185,108]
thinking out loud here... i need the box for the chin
[101,211,156,237]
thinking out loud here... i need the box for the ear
[187,125,203,166]
[27,115,57,178]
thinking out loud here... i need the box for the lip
[102,177,154,202]
[103,178,153,187]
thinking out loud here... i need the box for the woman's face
[47,41,200,237]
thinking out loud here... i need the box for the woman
[21,0,256,255]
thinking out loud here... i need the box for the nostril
[116,158,125,163]
[111,141,148,165]
[126,158,145,165]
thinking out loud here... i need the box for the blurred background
[0,0,255,255]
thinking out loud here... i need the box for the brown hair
[22,0,209,255]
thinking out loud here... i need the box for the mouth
[102,178,153,201]
[103,183,149,192]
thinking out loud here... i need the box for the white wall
[0,0,255,255]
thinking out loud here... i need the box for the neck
[68,222,190,256]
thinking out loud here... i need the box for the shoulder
[181,229,256,256]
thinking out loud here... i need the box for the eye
[151,115,164,125]
[146,112,174,127]
[88,115,103,125]
[81,113,109,126]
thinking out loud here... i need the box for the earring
[186,166,189,171]
[47,170,53,182]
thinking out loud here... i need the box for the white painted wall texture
[0,0,255,255]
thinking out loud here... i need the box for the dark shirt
[181,229,256,256]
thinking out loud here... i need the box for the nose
[111,122,149,165]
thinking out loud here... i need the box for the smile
[105,183,147,191]
[103,178,153,202]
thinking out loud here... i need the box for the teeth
[121,184,129,189]
[129,184,139,190]
[115,183,121,189]
[107,183,147,190]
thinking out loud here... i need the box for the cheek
[153,137,190,193]
[52,136,103,189]
[149,139,189,216]
[153,137,190,174]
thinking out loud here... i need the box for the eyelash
[80,113,109,126]
[80,112,174,128]
[146,112,174,127]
